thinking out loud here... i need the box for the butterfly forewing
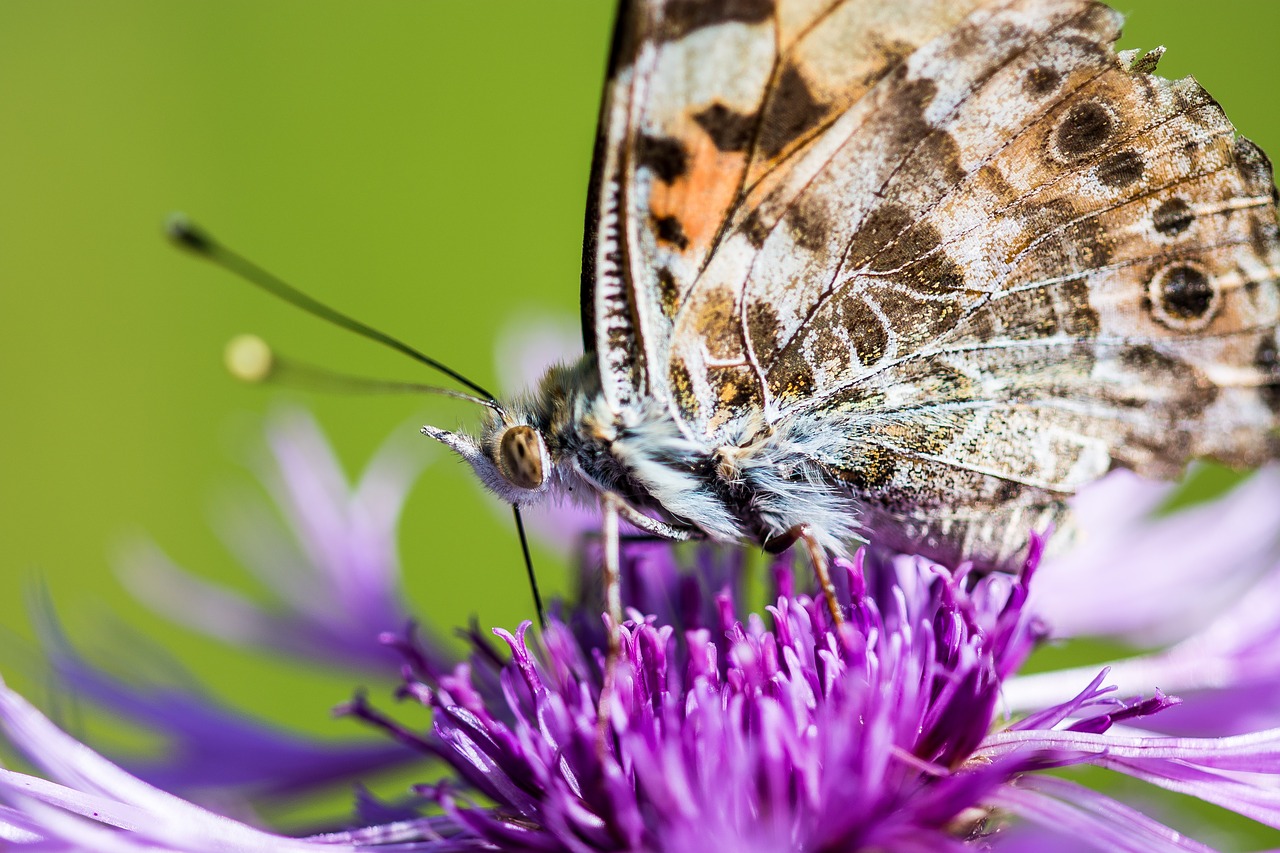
[587,0,989,414]
[585,0,1280,565]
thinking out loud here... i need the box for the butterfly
[418,0,1280,624]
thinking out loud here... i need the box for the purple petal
[117,408,443,677]
[0,681,352,851]
[34,599,418,800]
[1009,547,1280,735]
[991,775,1215,853]
[1034,465,1280,644]
[984,727,1280,829]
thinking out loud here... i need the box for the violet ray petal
[35,604,416,797]
[260,408,418,630]
[1034,465,1280,644]
[989,775,1216,853]
[118,540,404,674]
[0,683,351,851]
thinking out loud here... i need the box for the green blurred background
[1,0,1278,844]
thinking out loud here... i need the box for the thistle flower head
[7,418,1280,852]
[340,539,1234,852]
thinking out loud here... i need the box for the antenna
[172,217,550,628]
[512,505,547,630]
[167,213,497,401]
[224,334,501,411]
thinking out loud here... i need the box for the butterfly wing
[585,0,1280,563]
[583,0,990,411]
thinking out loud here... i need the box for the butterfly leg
[767,524,845,628]
[804,532,845,629]
[596,493,624,751]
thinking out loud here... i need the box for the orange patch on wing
[647,133,747,257]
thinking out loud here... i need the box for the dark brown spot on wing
[1025,65,1060,96]
[860,213,966,291]
[911,130,967,191]
[658,0,775,43]
[1256,333,1280,412]
[840,448,898,492]
[714,369,757,410]
[1152,198,1194,236]
[1058,278,1101,336]
[1155,263,1215,321]
[1056,100,1114,158]
[786,193,833,252]
[740,208,770,249]
[768,347,815,403]
[1096,149,1144,188]
[846,299,889,367]
[847,204,915,269]
[976,163,1020,206]
[746,300,780,364]
[636,134,688,184]
[653,214,690,250]
[656,266,681,318]
[668,356,700,421]
[757,64,828,160]
[1119,345,1217,411]
[900,241,966,291]
[692,286,745,362]
[693,103,757,153]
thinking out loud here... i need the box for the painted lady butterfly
[422,0,1280,622]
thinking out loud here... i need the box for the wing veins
[807,315,1278,411]
[819,9,1098,294]
[696,0,855,281]
[858,100,1237,293]
[850,438,1076,494]
[757,11,1105,375]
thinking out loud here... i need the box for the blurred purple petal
[1010,530,1280,736]
[989,776,1215,853]
[1034,466,1280,644]
[33,604,417,802]
[0,681,355,851]
[118,408,449,677]
[493,312,581,398]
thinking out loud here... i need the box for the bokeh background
[1,0,1278,844]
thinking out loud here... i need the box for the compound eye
[498,425,545,490]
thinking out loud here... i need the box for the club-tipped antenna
[223,333,503,410]
[512,504,548,630]
[167,213,497,401]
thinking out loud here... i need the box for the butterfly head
[422,409,555,505]
[421,357,598,504]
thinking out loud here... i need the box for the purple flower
[9,412,1280,850]
[118,407,442,676]
[329,538,1280,852]
[1011,464,1280,738]
[10,536,1280,851]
